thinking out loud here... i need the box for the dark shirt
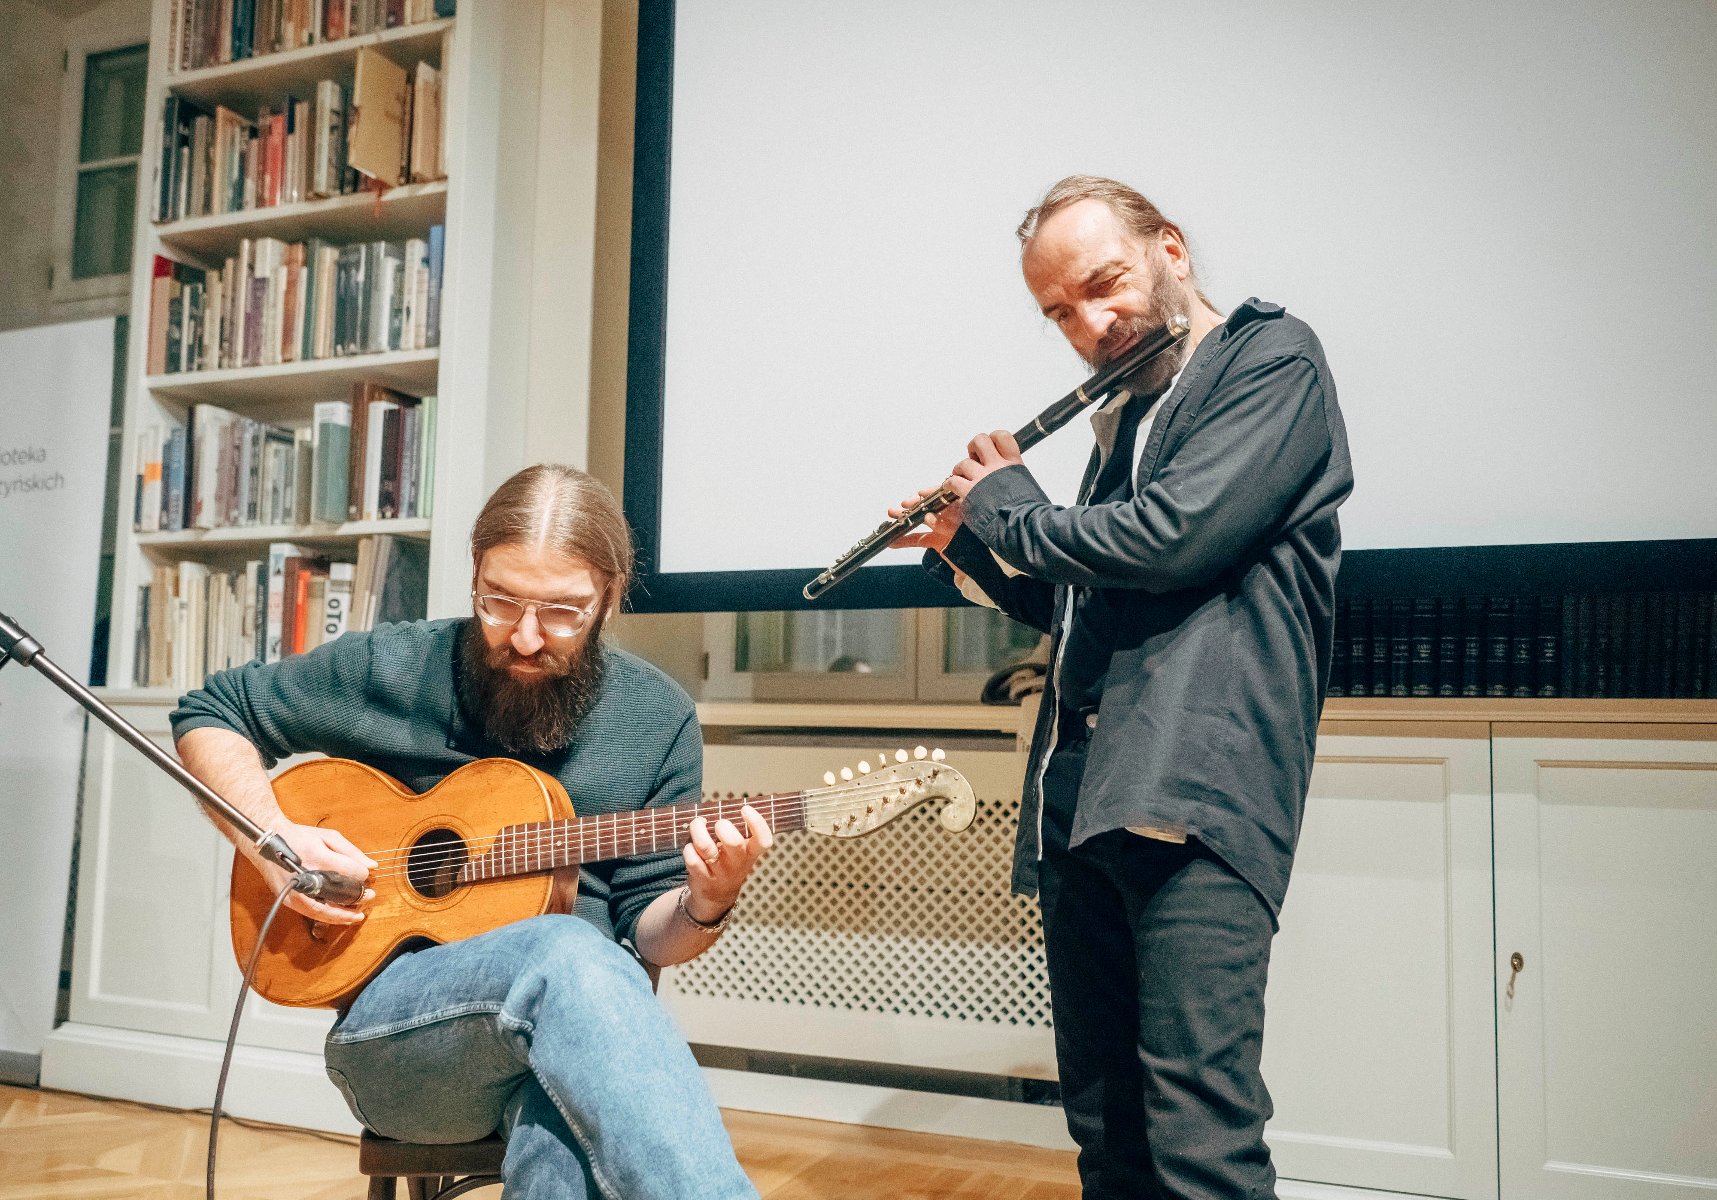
[1056,387,1155,721]
[170,617,701,944]
[928,298,1353,916]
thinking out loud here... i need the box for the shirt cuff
[962,464,1052,548]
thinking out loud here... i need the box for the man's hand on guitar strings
[253,820,377,925]
[683,805,774,922]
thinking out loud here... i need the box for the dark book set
[1327,592,1716,700]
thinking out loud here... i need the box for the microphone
[293,869,367,907]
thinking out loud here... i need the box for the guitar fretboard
[456,791,809,883]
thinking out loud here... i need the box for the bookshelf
[102,3,508,695]
[156,179,447,258]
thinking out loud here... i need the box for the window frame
[51,21,151,308]
[700,607,1043,705]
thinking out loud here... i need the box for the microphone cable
[207,876,295,1200]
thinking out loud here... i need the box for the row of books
[132,386,436,533]
[166,0,452,72]
[146,228,443,375]
[312,384,438,524]
[1329,593,1716,700]
[154,52,444,223]
[133,534,429,690]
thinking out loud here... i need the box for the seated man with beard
[171,464,765,1200]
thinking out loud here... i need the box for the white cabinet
[45,699,1717,1187]
[47,696,350,1130]
[66,701,234,1041]
[1266,726,1498,1200]
[1493,725,1717,1200]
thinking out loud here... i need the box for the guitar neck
[460,791,809,883]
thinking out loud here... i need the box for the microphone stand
[0,609,364,905]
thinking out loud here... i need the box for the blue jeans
[323,914,757,1200]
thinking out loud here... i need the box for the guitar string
[335,775,950,866]
[352,783,945,879]
[321,782,958,884]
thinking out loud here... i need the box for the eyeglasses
[471,591,596,638]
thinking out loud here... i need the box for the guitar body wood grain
[229,757,572,1010]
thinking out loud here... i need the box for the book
[264,542,316,662]
[347,381,371,519]
[1536,595,1561,697]
[1558,595,1579,698]
[1327,599,1347,698]
[1345,599,1371,698]
[1697,592,1714,699]
[416,394,437,517]
[425,223,444,347]
[323,561,355,644]
[409,60,443,182]
[1670,592,1697,699]
[1645,592,1672,697]
[1459,597,1484,697]
[362,391,399,519]
[1509,597,1535,698]
[1574,593,1596,697]
[310,400,352,523]
[1409,598,1436,697]
[1386,598,1410,698]
[349,46,410,186]
[1622,592,1648,698]
[1435,597,1460,697]
[1484,598,1511,698]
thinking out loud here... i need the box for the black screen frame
[620,0,1717,614]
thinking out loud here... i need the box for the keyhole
[1505,951,1525,1005]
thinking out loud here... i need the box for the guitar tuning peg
[857,760,871,774]
[931,748,946,761]
[824,771,837,786]
[841,767,854,781]
[895,749,908,762]
[914,745,928,759]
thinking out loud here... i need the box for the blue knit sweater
[170,617,699,945]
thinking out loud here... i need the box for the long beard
[457,621,607,756]
[1088,259,1193,398]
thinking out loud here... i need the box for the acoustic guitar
[230,749,976,1009]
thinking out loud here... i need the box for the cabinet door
[68,705,336,1053]
[1494,725,1717,1200]
[1263,727,1498,1200]
[67,703,233,1039]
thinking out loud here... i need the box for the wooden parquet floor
[0,1084,1080,1199]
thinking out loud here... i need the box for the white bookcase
[42,0,597,1134]
[101,2,549,695]
[107,15,448,692]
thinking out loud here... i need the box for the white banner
[0,317,116,1073]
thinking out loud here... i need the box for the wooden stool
[358,1129,505,1199]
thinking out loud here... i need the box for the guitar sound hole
[406,829,470,899]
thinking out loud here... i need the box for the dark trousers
[1039,736,1279,1200]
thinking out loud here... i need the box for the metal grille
[672,791,1052,1028]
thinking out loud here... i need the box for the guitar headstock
[809,746,976,838]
